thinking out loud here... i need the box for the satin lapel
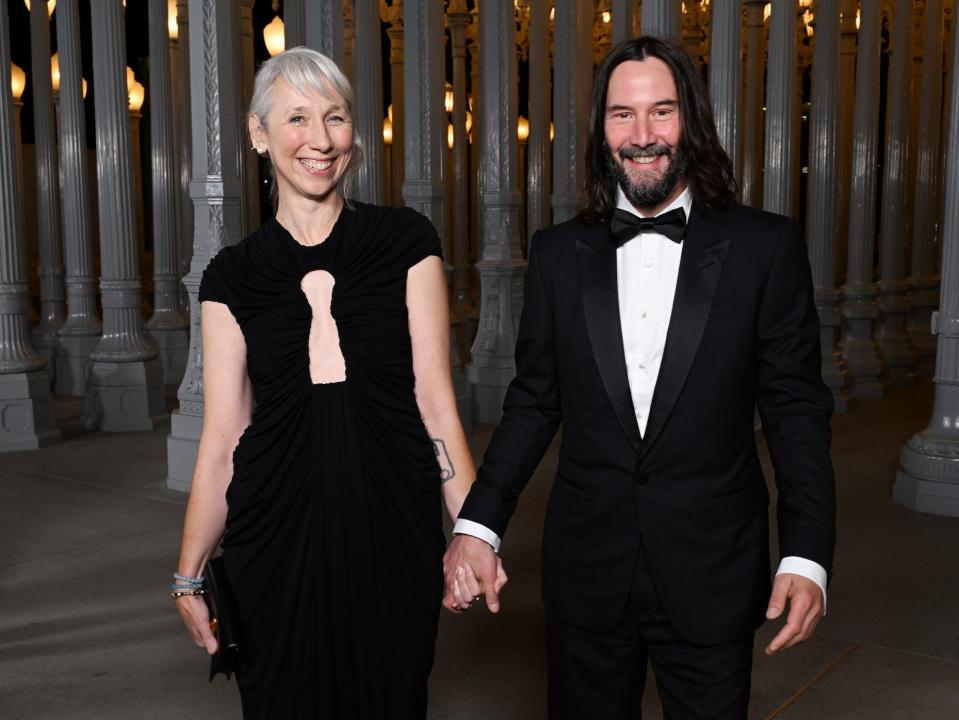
[642,207,730,450]
[576,222,643,454]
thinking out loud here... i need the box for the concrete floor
[1,380,957,719]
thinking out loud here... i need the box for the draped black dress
[198,203,446,719]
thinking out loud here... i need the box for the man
[444,36,836,719]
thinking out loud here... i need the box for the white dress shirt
[454,187,827,609]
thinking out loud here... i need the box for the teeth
[300,158,333,171]
[632,156,657,165]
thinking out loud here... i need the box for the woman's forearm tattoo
[432,438,455,482]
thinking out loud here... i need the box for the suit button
[637,473,650,486]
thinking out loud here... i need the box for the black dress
[198,203,446,719]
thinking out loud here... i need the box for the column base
[167,409,203,492]
[467,363,515,425]
[894,432,959,517]
[29,330,56,371]
[54,334,101,397]
[84,356,166,432]
[0,371,61,451]
[878,299,918,387]
[146,326,190,385]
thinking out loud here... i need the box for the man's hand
[764,572,824,655]
[443,534,508,614]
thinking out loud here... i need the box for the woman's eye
[290,115,305,124]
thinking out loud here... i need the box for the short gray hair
[249,46,364,203]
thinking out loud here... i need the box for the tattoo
[432,438,455,482]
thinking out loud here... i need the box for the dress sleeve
[198,252,231,306]
[404,212,444,269]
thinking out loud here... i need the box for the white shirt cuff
[452,518,502,553]
[776,556,828,614]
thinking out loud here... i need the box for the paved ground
[1,380,957,719]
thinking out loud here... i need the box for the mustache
[617,144,672,161]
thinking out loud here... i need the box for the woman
[173,47,503,718]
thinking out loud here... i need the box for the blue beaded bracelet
[171,582,204,590]
[174,572,205,584]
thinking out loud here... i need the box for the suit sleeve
[755,220,836,578]
[456,231,563,539]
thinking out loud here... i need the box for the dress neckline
[272,204,353,250]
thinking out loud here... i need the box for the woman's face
[250,76,354,205]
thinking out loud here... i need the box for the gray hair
[249,46,364,203]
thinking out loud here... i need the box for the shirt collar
[615,185,693,222]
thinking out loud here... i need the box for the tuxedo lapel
[576,222,643,454]
[642,207,730,449]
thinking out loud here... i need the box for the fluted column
[240,0,259,235]
[54,0,102,397]
[642,0,681,40]
[805,1,852,411]
[86,0,165,432]
[175,0,194,296]
[742,0,766,208]
[353,0,386,203]
[552,0,592,224]
[527,0,551,241]
[0,1,59,451]
[28,0,66,367]
[448,0,472,318]
[894,18,959,516]
[836,0,858,284]
[305,0,344,63]
[383,1,404,207]
[840,0,887,400]
[284,0,306,48]
[344,1,356,82]
[611,0,633,45]
[467,0,526,424]
[145,0,189,385]
[878,0,919,386]
[168,0,244,491]
[709,0,741,181]
[763,0,798,218]
[909,0,945,374]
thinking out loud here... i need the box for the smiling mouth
[299,158,334,172]
[627,156,659,165]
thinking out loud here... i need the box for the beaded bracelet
[171,589,206,599]
[171,582,204,591]
[174,572,205,584]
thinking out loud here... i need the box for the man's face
[603,57,686,215]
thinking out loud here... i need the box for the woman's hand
[175,595,219,655]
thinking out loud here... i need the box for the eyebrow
[606,99,678,112]
[285,103,345,113]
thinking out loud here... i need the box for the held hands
[764,572,824,655]
[175,595,219,655]
[443,534,508,614]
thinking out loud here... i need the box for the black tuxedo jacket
[458,202,836,646]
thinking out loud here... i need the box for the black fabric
[199,202,445,719]
[609,206,687,246]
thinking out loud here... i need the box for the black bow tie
[610,207,687,246]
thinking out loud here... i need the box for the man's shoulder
[706,202,798,237]
[532,215,607,254]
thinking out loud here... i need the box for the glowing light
[264,15,285,57]
[763,3,771,22]
[11,63,26,100]
[129,80,145,111]
[445,83,454,114]
[448,123,454,150]
[50,53,60,91]
[168,0,178,39]
[383,116,393,145]
[517,115,529,142]
[602,11,611,24]
[24,0,56,16]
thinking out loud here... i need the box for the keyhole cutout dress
[198,203,446,719]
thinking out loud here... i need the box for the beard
[605,142,687,209]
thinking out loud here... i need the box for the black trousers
[546,544,754,720]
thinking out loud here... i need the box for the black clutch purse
[203,556,244,681]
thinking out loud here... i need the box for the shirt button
[639,363,646,370]
[641,312,648,319]
[644,260,652,268]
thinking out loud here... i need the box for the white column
[55,0,102,397]
[805,0,852,411]
[467,0,527,424]
[0,0,60,451]
[741,0,766,208]
[552,0,592,224]
[305,0,345,63]
[527,0,551,240]
[175,0,194,294]
[908,0,946,374]
[86,0,165,432]
[145,0,190,385]
[709,0,741,181]
[840,0,888,400]
[878,0,919,386]
[763,0,798,218]
[28,0,66,367]
[168,0,244,491]
[836,0,859,285]
[894,17,959,517]
[353,0,386,203]
[642,0,681,39]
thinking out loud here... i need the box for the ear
[248,114,267,154]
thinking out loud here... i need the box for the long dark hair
[581,36,737,220]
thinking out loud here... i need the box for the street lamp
[11,62,26,100]
[264,0,285,57]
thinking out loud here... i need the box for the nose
[629,115,654,149]
[308,121,333,152]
